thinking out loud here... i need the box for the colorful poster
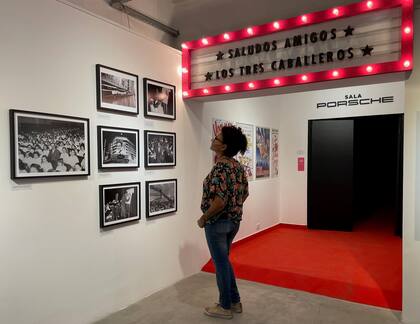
[236,123,254,180]
[212,119,235,163]
[271,129,279,177]
[212,118,235,138]
[256,126,270,178]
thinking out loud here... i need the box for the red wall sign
[181,0,413,99]
[298,157,305,172]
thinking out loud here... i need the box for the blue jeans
[205,218,240,309]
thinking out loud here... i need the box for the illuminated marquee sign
[181,0,413,99]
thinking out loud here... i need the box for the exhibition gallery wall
[2,1,420,324]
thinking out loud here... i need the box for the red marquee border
[181,0,413,99]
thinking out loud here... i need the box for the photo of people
[98,126,139,169]
[256,126,270,178]
[100,183,140,227]
[144,78,176,120]
[146,179,177,217]
[144,131,176,167]
[96,64,139,114]
[10,110,89,179]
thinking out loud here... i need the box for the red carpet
[202,216,402,310]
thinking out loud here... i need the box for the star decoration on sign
[205,72,213,81]
[344,25,354,37]
[361,45,374,56]
[216,51,225,60]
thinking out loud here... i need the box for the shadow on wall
[178,100,211,276]
[178,239,209,277]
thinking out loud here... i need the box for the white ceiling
[125,0,419,48]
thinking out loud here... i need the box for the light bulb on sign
[301,75,308,81]
[274,79,281,85]
[332,8,340,16]
[366,65,373,73]
[223,33,230,40]
[182,91,189,97]
[182,67,188,74]
[203,88,209,94]
[247,27,254,35]
[366,1,374,9]
[404,26,412,34]
[273,21,280,29]
[332,70,339,77]
[404,60,411,68]
[301,15,308,23]
[201,38,208,45]
[225,85,231,91]
[248,82,255,89]
[181,43,188,49]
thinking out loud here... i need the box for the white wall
[401,6,420,324]
[0,1,208,324]
[199,82,404,226]
[278,82,404,224]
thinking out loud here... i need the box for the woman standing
[198,125,249,319]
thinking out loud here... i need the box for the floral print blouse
[201,158,249,224]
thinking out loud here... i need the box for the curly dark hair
[221,125,248,157]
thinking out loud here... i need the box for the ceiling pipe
[109,0,180,37]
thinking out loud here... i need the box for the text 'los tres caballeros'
[204,26,372,82]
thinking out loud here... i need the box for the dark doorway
[308,114,403,235]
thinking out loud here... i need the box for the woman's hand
[197,215,207,228]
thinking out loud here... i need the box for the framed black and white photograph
[99,182,140,228]
[144,78,176,120]
[144,130,176,167]
[146,179,177,218]
[97,126,139,169]
[10,109,90,179]
[96,64,139,114]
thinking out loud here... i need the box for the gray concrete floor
[95,272,402,324]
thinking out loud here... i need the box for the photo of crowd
[144,78,175,120]
[146,180,177,217]
[101,183,140,227]
[145,131,176,167]
[11,111,89,178]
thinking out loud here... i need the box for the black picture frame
[96,64,139,115]
[10,109,90,179]
[99,182,141,228]
[143,78,176,120]
[144,130,176,168]
[146,179,177,218]
[97,126,140,169]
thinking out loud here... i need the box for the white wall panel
[402,7,420,324]
[0,1,207,323]
[200,81,404,226]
